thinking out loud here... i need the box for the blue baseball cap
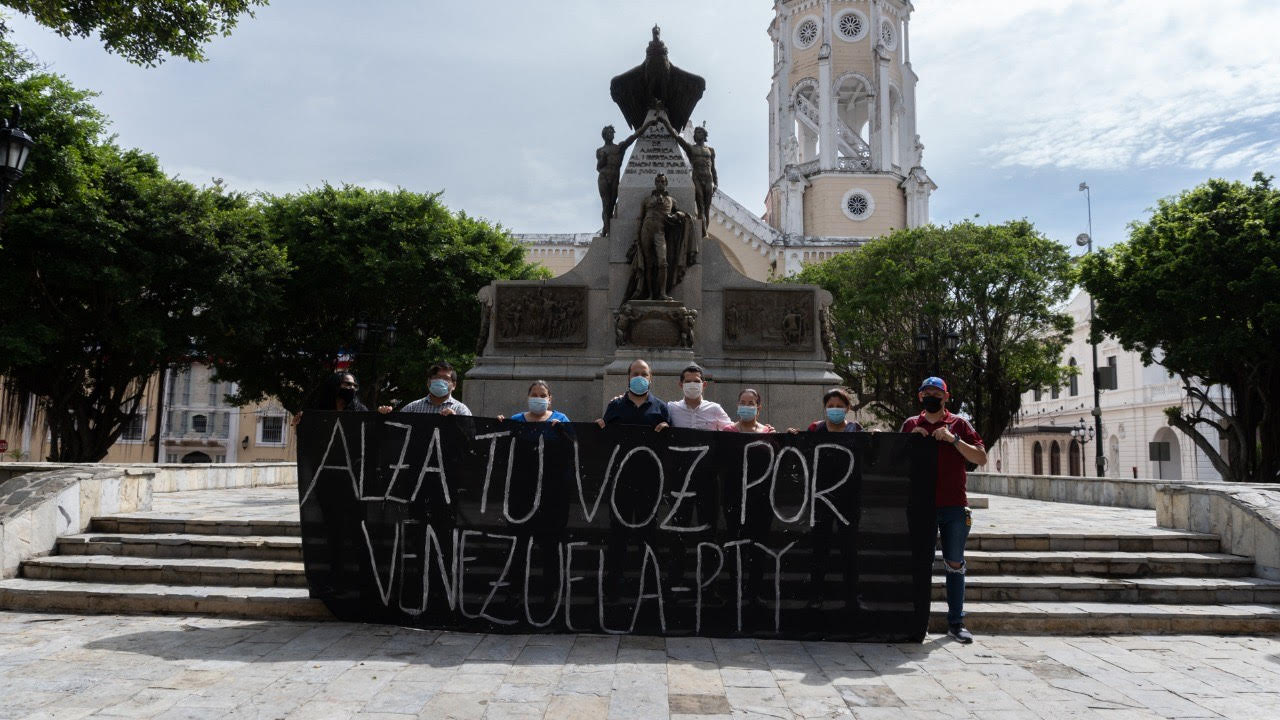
[918,377,948,393]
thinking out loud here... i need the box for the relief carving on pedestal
[723,288,816,351]
[493,286,588,349]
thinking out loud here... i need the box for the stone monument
[465,27,839,427]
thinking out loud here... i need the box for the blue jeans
[937,506,971,626]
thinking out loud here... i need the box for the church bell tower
[765,0,935,260]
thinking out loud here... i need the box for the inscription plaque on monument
[494,285,588,349]
[723,288,817,351]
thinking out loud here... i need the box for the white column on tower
[817,1,836,170]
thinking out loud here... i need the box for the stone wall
[968,471,1215,510]
[1157,484,1280,581]
[0,466,152,578]
[1,462,296,493]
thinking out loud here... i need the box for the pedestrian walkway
[0,610,1277,719]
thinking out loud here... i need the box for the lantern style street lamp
[353,316,397,406]
[915,321,960,376]
[0,104,35,213]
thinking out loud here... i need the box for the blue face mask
[429,379,451,398]
[826,407,847,424]
[737,405,758,421]
[527,396,550,414]
[628,376,650,395]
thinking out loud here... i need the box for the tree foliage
[0,35,286,461]
[208,185,548,415]
[1081,174,1280,483]
[4,0,268,65]
[0,148,286,461]
[794,220,1075,447]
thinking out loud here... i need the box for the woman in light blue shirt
[509,380,570,423]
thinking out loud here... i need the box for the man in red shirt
[900,376,987,644]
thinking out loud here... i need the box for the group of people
[312,357,986,645]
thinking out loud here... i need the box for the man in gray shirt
[380,361,472,416]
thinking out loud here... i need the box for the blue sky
[6,0,1278,253]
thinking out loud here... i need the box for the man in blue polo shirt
[597,358,671,430]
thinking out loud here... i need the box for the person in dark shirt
[597,358,671,430]
[900,376,987,645]
[292,372,368,426]
[787,387,863,433]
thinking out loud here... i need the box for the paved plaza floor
[4,489,1278,718]
[1,610,1279,719]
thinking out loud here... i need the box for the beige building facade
[991,291,1223,482]
[1,365,294,465]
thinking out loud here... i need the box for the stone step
[21,555,306,588]
[943,550,1255,577]
[929,575,1280,604]
[964,532,1219,553]
[0,578,330,620]
[55,533,302,562]
[927,601,1280,635]
[91,515,301,538]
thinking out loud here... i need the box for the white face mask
[683,382,703,400]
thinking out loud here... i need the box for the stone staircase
[2,509,1279,634]
[0,515,328,620]
[935,530,1280,634]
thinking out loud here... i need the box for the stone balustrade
[0,466,153,578]
[0,462,298,580]
[967,471,1213,510]
[2,462,296,493]
[1156,484,1280,581]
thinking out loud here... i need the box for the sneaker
[947,624,974,644]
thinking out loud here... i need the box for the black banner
[297,413,937,642]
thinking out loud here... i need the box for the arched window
[191,414,208,433]
[181,451,212,464]
[1032,442,1043,476]
[791,79,821,163]
[833,73,874,164]
[1069,439,1082,476]
[1069,358,1079,396]
[1050,441,1062,475]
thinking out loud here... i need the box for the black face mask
[921,396,943,413]
[337,387,357,404]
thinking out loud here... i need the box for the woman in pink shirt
[722,388,775,433]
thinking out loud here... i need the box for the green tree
[3,1,267,65]
[209,184,547,415]
[0,146,286,461]
[1080,174,1280,483]
[0,33,286,461]
[794,220,1075,446]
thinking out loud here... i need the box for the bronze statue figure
[659,116,717,237]
[610,26,706,133]
[596,121,651,236]
[624,174,698,302]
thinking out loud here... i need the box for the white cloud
[916,0,1280,172]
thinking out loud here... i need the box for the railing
[792,95,873,164]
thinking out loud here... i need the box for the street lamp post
[1070,417,1095,477]
[0,104,35,214]
[915,321,960,377]
[1078,182,1106,477]
[354,317,397,407]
